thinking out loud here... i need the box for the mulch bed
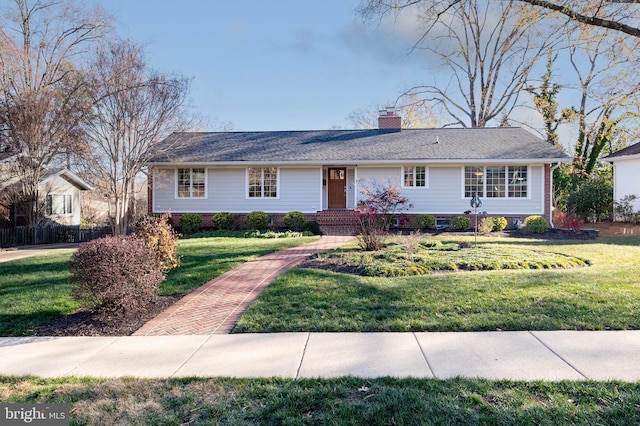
[33,296,180,337]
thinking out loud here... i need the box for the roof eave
[148,157,571,167]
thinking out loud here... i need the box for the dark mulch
[33,296,180,337]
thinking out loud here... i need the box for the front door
[327,168,346,209]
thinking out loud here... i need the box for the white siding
[153,166,322,213]
[41,175,82,225]
[356,165,545,216]
[613,157,640,212]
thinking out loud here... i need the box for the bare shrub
[355,181,411,251]
[69,235,164,312]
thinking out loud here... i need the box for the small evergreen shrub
[524,215,549,233]
[283,211,306,231]
[135,214,180,271]
[213,212,235,230]
[69,235,164,312]
[416,214,435,229]
[452,216,471,230]
[458,240,473,249]
[246,211,269,230]
[493,216,508,231]
[478,217,495,234]
[178,213,202,234]
[302,220,322,235]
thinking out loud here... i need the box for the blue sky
[96,0,429,131]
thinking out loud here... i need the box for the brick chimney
[378,107,401,130]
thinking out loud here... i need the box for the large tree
[0,0,108,226]
[358,1,640,38]
[362,0,555,127]
[82,39,191,235]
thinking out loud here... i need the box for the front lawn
[234,234,640,333]
[0,236,317,336]
[2,376,640,425]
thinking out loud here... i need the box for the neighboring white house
[0,151,93,227]
[147,111,570,231]
[603,141,640,216]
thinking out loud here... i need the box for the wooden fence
[0,225,112,247]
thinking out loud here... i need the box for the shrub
[451,216,471,230]
[524,215,549,233]
[283,211,306,231]
[458,241,473,249]
[302,220,322,235]
[69,235,164,312]
[178,213,202,234]
[613,195,639,223]
[478,217,495,234]
[246,211,269,230]
[213,212,235,230]
[492,216,508,231]
[135,214,180,271]
[355,181,412,251]
[416,214,435,229]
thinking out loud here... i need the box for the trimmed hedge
[178,213,202,234]
[213,212,235,230]
[246,211,269,230]
[452,216,471,230]
[417,214,435,229]
[283,211,306,231]
[525,215,549,233]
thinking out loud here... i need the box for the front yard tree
[360,1,555,127]
[0,0,108,226]
[358,1,640,39]
[83,39,191,235]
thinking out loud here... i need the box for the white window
[46,194,72,215]
[177,168,206,198]
[464,166,528,198]
[403,166,427,188]
[248,167,278,198]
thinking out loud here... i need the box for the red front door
[327,168,346,209]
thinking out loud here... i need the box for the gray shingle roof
[603,141,640,160]
[149,127,570,164]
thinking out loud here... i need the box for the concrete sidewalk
[0,243,78,263]
[2,331,640,381]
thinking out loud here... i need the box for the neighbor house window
[46,194,72,215]
[464,166,528,198]
[177,168,206,198]
[403,166,427,188]
[248,167,278,198]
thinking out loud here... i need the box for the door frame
[327,167,347,209]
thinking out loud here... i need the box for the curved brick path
[133,236,354,336]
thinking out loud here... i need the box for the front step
[316,210,359,236]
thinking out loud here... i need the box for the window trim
[175,167,207,199]
[463,165,530,199]
[45,193,73,216]
[246,167,280,199]
[401,166,428,189]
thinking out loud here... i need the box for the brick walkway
[133,236,354,336]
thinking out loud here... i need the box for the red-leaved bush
[355,181,411,251]
[69,235,165,312]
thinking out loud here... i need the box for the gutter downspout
[549,162,561,228]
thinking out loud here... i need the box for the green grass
[0,236,317,336]
[0,250,80,336]
[2,376,640,425]
[234,234,640,333]
[322,237,589,276]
